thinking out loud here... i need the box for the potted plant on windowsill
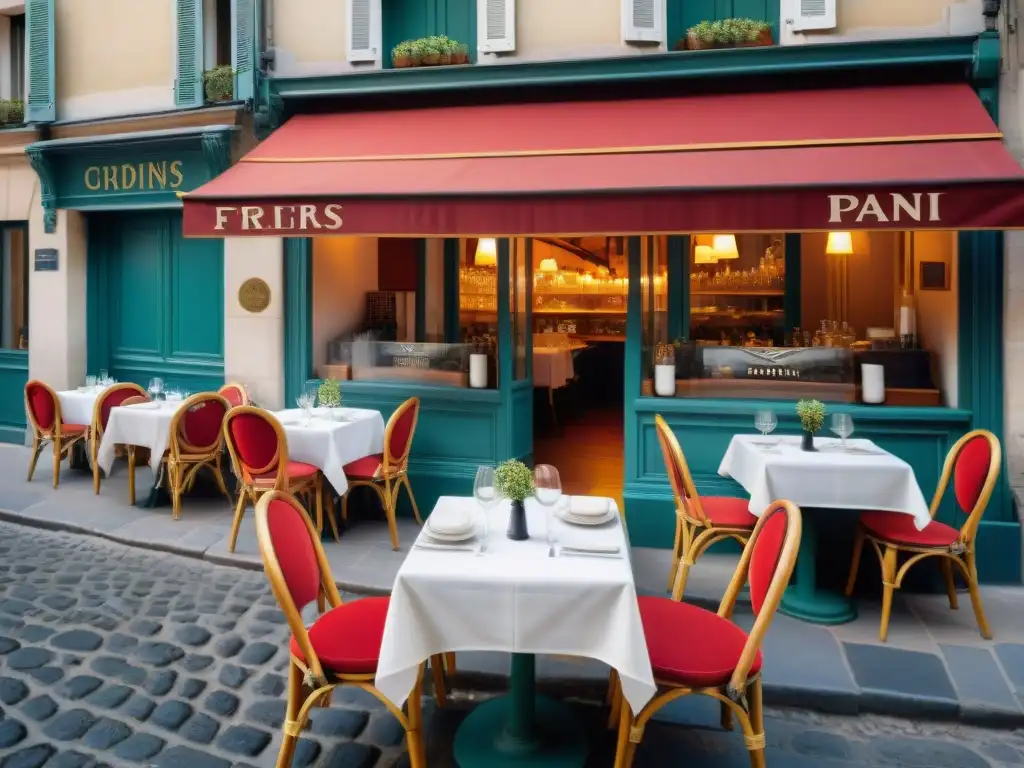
[796,398,826,452]
[203,66,234,102]
[680,18,772,51]
[0,100,23,127]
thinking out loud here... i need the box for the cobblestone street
[3,520,1024,767]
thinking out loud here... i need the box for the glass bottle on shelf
[899,291,917,349]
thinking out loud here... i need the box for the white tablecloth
[97,401,185,474]
[533,348,574,389]
[272,408,386,495]
[57,389,102,427]
[718,435,932,530]
[375,496,656,715]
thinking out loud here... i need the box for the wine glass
[754,410,777,445]
[99,369,109,386]
[534,465,562,553]
[147,377,163,401]
[474,466,500,554]
[831,412,854,451]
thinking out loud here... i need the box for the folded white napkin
[426,506,474,535]
[568,496,611,517]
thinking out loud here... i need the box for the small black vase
[507,499,529,541]
[801,430,817,452]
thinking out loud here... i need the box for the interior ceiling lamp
[694,245,718,264]
[711,234,739,259]
[538,258,559,273]
[825,231,854,255]
[475,238,497,266]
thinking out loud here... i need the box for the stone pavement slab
[4,443,1024,728]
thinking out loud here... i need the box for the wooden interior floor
[533,408,625,509]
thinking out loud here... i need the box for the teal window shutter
[25,0,55,123]
[175,0,204,108]
[232,0,255,102]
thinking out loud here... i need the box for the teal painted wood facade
[87,211,225,393]
[0,223,29,443]
[382,0,476,66]
[667,0,780,49]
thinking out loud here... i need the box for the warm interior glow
[475,238,497,266]
[694,245,717,264]
[826,231,854,255]
[711,234,739,259]
[539,258,559,273]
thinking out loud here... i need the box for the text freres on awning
[214,204,344,231]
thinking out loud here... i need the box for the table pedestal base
[453,695,587,768]
[779,510,858,625]
[453,654,587,768]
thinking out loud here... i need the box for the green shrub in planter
[203,65,234,102]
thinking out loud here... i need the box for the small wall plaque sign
[33,248,58,272]
[919,261,950,291]
[238,277,271,313]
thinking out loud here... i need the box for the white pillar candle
[469,354,488,389]
[654,364,676,397]
[862,363,885,404]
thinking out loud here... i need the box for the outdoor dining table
[57,387,102,427]
[271,407,385,495]
[719,434,931,625]
[375,495,655,767]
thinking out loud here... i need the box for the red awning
[182,83,1024,237]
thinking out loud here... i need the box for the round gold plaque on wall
[239,277,271,314]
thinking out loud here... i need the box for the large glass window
[646,230,956,407]
[0,224,27,350]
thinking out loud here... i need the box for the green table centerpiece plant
[494,459,535,540]
[796,398,826,452]
[317,378,342,417]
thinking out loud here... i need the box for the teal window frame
[0,222,29,351]
[175,0,256,108]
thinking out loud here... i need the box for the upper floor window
[203,0,232,69]
[8,12,23,103]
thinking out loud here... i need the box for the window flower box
[678,19,773,51]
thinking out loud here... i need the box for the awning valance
[182,83,1024,237]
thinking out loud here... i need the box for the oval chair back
[930,429,1001,545]
[654,414,708,526]
[120,395,151,407]
[718,500,802,697]
[170,393,230,456]
[24,379,63,437]
[382,397,420,476]
[218,382,250,408]
[255,491,342,685]
[223,406,290,489]
[92,383,147,437]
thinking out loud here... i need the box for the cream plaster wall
[0,157,36,221]
[28,195,87,391]
[272,0,984,75]
[224,236,285,410]
[312,237,379,375]
[911,231,958,409]
[54,0,175,121]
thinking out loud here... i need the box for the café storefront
[26,126,238,394]
[182,73,1024,587]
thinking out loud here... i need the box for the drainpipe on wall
[260,0,275,71]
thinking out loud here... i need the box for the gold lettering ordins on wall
[83,160,185,192]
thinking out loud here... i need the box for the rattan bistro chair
[608,500,802,768]
[655,415,757,600]
[218,381,250,408]
[255,491,440,768]
[90,382,147,494]
[845,429,1000,642]
[162,393,232,520]
[25,380,90,489]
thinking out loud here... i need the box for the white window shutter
[347,0,381,62]
[477,0,515,54]
[622,0,663,44]
[790,0,837,32]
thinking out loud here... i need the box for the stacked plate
[558,496,616,526]
[423,505,476,544]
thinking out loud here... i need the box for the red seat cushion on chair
[62,424,89,434]
[639,596,761,688]
[253,461,319,484]
[289,596,390,675]
[860,511,959,548]
[343,453,384,479]
[699,496,758,528]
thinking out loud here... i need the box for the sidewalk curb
[2,508,1020,728]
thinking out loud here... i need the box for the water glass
[99,369,109,385]
[754,410,777,443]
[534,464,562,549]
[474,466,500,553]
[85,375,97,390]
[831,412,854,451]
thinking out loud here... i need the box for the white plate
[425,521,475,539]
[422,529,475,544]
[427,507,475,536]
[563,497,612,518]
[558,509,617,526]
